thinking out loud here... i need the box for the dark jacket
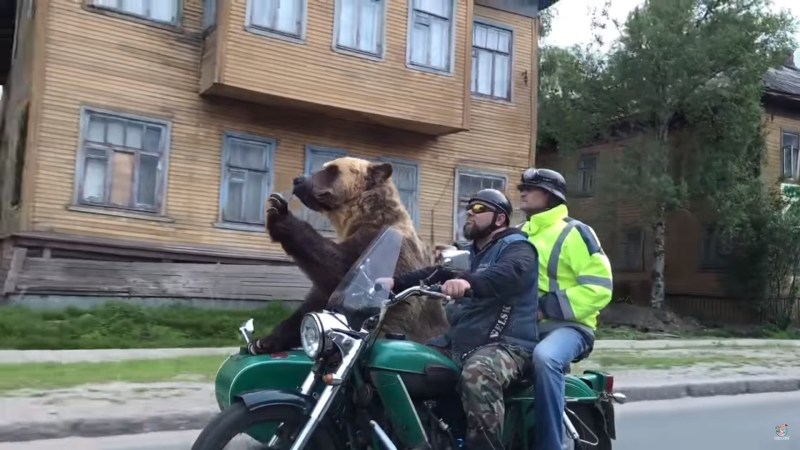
[393,228,540,363]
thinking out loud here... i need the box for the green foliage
[0,302,291,349]
[537,0,797,307]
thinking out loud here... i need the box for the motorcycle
[192,226,625,450]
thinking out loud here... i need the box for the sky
[542,0,800,63]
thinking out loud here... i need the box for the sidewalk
[1,339,799,442]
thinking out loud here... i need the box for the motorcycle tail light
[605,375,614,393]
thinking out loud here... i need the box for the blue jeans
[532,327,593,450]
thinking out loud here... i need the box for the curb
[3,377,800,443]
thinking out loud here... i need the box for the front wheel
[191,402,341,450]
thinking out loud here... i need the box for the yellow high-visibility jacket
[520,204,613,339]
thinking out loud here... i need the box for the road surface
[3,391,798,449]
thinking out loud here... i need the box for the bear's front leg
[265,193,371,293]
[250,286,328,354]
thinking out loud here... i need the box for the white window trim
[405,0,457,75]
[87,0,182,27]
[471,19,514,102]
[71,106,172,217]
[214,131,277,232]
[245,0,308,43]
[452,167,508,241]
[332,0,388,60]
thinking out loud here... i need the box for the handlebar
[379,282,474,304]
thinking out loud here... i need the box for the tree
[538,0,796,309]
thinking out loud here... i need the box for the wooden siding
[25,1,536,262]
[203,0,471,135]
[0,0,39,236]
[762,106,800,187]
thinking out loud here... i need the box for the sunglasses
[465,203,495,214]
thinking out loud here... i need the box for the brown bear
[250,156,449,354]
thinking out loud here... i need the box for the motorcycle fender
[236,389,314,414]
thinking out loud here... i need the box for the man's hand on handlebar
[375,277,395,292]
[442,279,471,299]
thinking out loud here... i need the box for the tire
[191,401,341,450]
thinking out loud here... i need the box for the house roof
[763,63,800,106]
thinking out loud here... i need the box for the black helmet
[467,188,513,226]
[517,168,567,203]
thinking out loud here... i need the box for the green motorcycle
[192,226,625,450]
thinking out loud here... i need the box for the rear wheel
[191,402,342,450]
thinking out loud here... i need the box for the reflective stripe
[547,221,577,292]
[576,275,613,290]
[547,221,578,321]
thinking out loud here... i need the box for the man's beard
[463,221,493,240]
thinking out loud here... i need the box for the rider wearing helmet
[385,188,540,450]
[517,168,613,450]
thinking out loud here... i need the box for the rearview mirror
[239,318,255,345]
[438,247,471,272]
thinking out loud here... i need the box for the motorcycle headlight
[300,314,324,359]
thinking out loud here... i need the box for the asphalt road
[3,391,798,449]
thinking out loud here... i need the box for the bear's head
[292,156,400,215]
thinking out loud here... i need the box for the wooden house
[0,0,554,307]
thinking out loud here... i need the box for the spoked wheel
[191,402,341,450]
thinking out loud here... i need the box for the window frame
[405,0,457,75]
[85,0,183,29]
[780,129,800,181]
[304,145,349,233]
[215,131,277,232]
[470,19,514,102]
[452,167,508,241]
[577,153,597,196]
[71,106,172,217]
[617,226,645,272]
[244,0,308,43]
[376,155,421,228]
[332,0,387,60]
[699,223,728,271]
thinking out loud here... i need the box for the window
[378,157,419,227]
[219,133,275,227]
[305,146,348,232]
[700,224,727,270]
[408,0,453,72]
[76,108,170,214]
[203,0,217,30]
[247,0,305,39]
[89,0,179,25]
[781,131,799,180]
[335,0,385,56]
[454,169,507,241]
[11,105,29,208]
[577,153,597,195]
[471,22,512,100]
[617,227,644,272]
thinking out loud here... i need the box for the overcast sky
[543,0,800,63]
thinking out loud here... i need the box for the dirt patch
[598,304,706,335]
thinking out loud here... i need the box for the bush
[0,302,291,350]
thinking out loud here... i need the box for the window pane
[474,24,487,48]
[110,151,135,206]
[121,0,146,16]
[476,49,492,95]
[87,116,106,143]
[143,126,162,152]
[225,170,246,222]
[126,123,143,149]
[229,139,267,170]
[148,0,177,22]
[337,0,357,48]
[410,21,429,65]
[251,0,302,35]
[107,119,125,146]
[83,157,107,203]
[416,0,447,17]
[429,17,449,69]
[137,154,159,207]
[493,54,510,98]
[244,172,266,224]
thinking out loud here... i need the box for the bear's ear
[367,162,393,187]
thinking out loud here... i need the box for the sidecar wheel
[191,401,341,450]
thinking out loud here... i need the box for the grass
[0,303,290,350]
[595,324,800,340]
[0,355,225,393]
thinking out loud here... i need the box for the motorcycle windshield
[327,226,404,329]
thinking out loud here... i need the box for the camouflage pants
[440,343,531,450]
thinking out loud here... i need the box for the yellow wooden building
[0,0,551,305]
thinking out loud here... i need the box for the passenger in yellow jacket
[516,167,613,450]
